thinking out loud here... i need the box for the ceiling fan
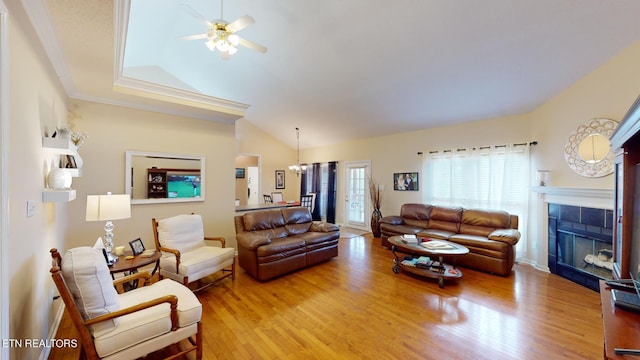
[181,1,267,59]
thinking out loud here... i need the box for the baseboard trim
[39,301,65,360]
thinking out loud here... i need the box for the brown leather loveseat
[380,203,520,276]
[234,206,340,281]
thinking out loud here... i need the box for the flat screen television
[167,174,201,198]
[235,168,245,178]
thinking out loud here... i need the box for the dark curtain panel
[327,161,337,223]
[300,168,308,195]
[311,163,322,220]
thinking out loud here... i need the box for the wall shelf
[42,189,76,203]
[42,136,83,202]
[42,137,76,154]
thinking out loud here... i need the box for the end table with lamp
[85,192,131,264]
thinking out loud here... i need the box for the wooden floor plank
[49,234,603,359]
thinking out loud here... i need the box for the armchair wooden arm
[85,295,179,331]
[204,236,226,247]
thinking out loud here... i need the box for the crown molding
[22,0,76,94]
[113,0,248,119]
[24,0,248,123]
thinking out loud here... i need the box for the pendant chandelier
[289,127,307,177]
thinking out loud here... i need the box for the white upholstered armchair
[152,214,235,292]
[50,247,202,359]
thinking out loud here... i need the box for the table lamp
[86,192,131,262]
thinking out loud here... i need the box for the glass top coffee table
[388,235,469,288]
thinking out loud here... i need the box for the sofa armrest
[488,229,521,245]
[310,221,339,232]
[380,216,404,225]
[236,233,271,250]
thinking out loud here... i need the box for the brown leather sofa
[234,206,340,281]
[380,203,520,276]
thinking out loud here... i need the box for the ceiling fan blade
[181,4,213,27]
[179,33,208,41]
[226,15,255,33]
[237,37,268,53]
[220,52,231,61]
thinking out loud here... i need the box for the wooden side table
[109,250,161,277]
[600,280,640,359]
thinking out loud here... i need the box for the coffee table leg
[391,245,401,274]
[438,255,445,288]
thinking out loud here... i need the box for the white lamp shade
[86,194,131,221]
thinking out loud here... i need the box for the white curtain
[423,144,530,261]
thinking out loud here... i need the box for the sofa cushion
[380,216,404,225]
[449,234,511,253]
[282,207,313,234]
[157,214,206,253]
[256,237,306,257]
[243,209,286,231]
[428,206,463,233]
[400,203,432,220]
[405,219,429,229]
[380,223,422,235]
[297,231,340,246]
[489,229,521,245]
[459,209,511,237]
[62,247,119,337]
[310,221,339,232]
[417,229,456,240]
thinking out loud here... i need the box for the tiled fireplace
[534,187,614,292]
[547,203,614,291]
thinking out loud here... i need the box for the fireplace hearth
[548,203,614,292]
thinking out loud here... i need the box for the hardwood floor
[49,234,603,359]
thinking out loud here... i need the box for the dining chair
[263,194,273,203]
[300,194,314,212]
[271,192,284,203]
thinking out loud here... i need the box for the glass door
[344,161,370,230]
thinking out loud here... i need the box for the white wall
[65,100,237,252]
[294,39,640,270]
[235,119,299,201]
[7,1,69,358]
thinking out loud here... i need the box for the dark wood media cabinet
[600,280,640,359]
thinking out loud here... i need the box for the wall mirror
[564,118,618,177]
[125,150,205,204]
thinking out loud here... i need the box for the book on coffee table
[401,234,418,244]
[420,240,454,250]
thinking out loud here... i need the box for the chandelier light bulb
[228,45,238,55]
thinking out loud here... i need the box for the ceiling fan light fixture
[228,45,238,55]
[205,39,216,51]
[228,34,239,46]
[216,39,229,52]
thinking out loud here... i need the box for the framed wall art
[393,172,419,191]
[275,170,285,189]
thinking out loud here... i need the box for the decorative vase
[47,168,72,189]
[371,208,382,238]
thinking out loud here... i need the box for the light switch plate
[27,201,35,217]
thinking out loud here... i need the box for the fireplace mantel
[532,186,613,210]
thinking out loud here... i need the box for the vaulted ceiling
[27,0,640,148]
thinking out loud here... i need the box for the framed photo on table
[129,238,145,255]
[275,170,285,189]
[393,172,419,191]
